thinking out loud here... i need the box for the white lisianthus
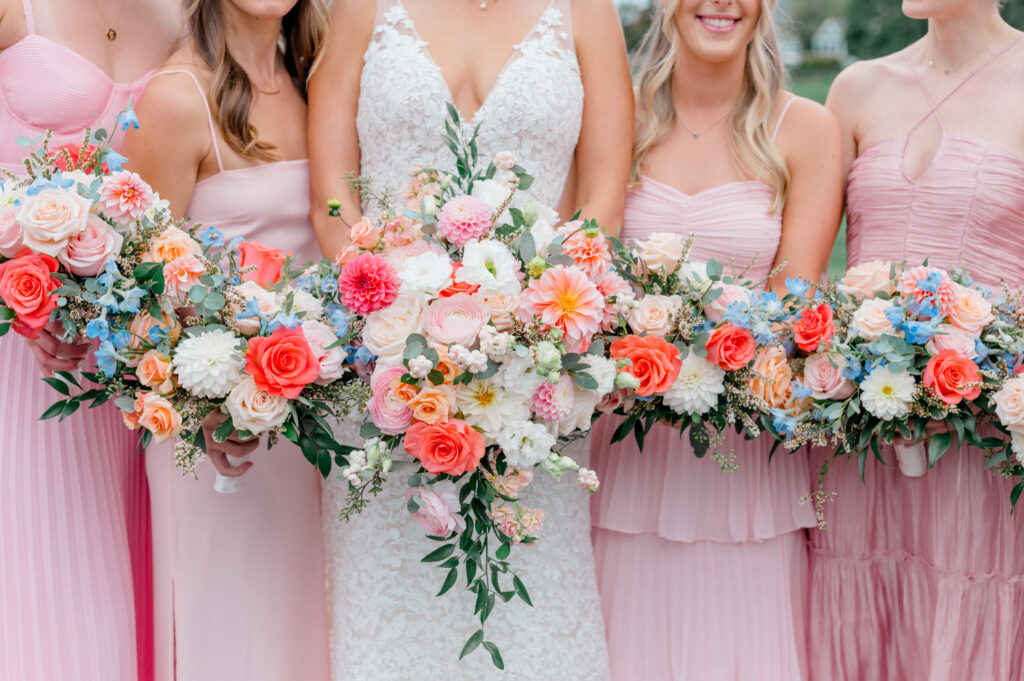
[399,251,453,297]
[285,288,324,320]
[224,376,291,435]
[458,239,521,296]
[860,366,916,420]
[496,354,546,398]
[497,420,557,468]
[556,387,600,436]
[471,179,512,221]
[172,329,245,398]
[459,379,531,437]
[580,355,617,397]
[663,353,726,415]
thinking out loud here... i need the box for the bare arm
[307,0,376,259]
[570,0,633,236]
[825,63,868,187]
[770,96,843,288]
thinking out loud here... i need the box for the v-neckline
[397,0,554,124]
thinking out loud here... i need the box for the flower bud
[614,371,641,390]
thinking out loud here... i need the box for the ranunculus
[0,206,23,257]
[404,418,485,475]
[348,217,381,250]
[422,293,489,349]
[437,195,492,246]
[705,323,756,371]
[947,283,995,337]
[994,377,1024,435]
[368,365,412,434]
[136,350,174,393]
[704,284,750,323]
[162,255,206,307]
[610,334,682,397]
[0,249,60,337]
[224,376,291,435]
[923,348,982,405]
[146,226,202,263]
[792,303,835,353]
[802,353,855,400]
[636,232,685,275]
[926,323,979,359]
[245,326,321,399]
[337,252,400,316]
[747,345,793,408]
[851,297,898,341]
[238,241,289,286]
[16,187,91,256]
[99,170,154,222]
[301,320,347,384]
[628,294,680,337]
[137,393,183,444]
[361,293,428,363]
[58,213,123,277]
[406,482,466,537]
[407,386,453,424]
[838,260,894,298]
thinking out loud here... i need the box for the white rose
[229,281,280,336]
[994,377,1024,435]
[17,187,91,256]
[628,294,680,337]
[851,297,898,342]
[286,288,324,320]
[636,232,685,275]
[838,260,894,299]
[302,319,347,384]
[361,293,428,364]
[224,376,291,435]
[399,251,453,296]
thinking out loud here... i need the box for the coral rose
[238,241,289,286]
[747,346,793,408]
[610,334,682,397]
[137,393,183,444]
[923,348,982,405]
[245,326,321,399]
[440,262,481,298]
[404,418,485,475]
[792,303,835,353]
[0,249,60,337]
[705,323,756,371]
[337,252,400,316]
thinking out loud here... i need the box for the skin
[307,0,633,259]
[641,0,843,290]
[121,0,311,476]
[0,0,180,374]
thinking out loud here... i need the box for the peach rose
[704,284,750,323]
[224,376,291,435]
[947,283,995,337]
[136,350,174,393]
[422,293,489,349]
[0,206,23,257]
[362,293,428,363]
[747,345,793,408]
[0,249,60,337]
[636,232,684,275]
[348,217,381,250]
[851,297,898,341]
[628,294,680,337]
[802,353,854,400]
[162,256,206,307]
[838,260,894,299]
[391,376,420,405]
[57,213,124,277]
[146,226,202,263]
[705,323,757,371]
[137,393,183,444]
[994,377,1024,435]
[238,241,289,286]
[610,334,682,397]
[923,348,982,406]
[16,187,90,256]
[404,418,485,475]
[129,310,182,354]
[792,303,835,353]
[408,386,453,424]
[926,323,979,359]
[484,292,519,332]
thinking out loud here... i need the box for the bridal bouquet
[599,232,796,471]
[327,108,619,666]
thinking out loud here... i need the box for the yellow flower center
[882,385,893,396]
[556,291,580,315]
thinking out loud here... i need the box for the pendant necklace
[90,0,128,40]
[677,108,732,139]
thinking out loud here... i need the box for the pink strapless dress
[0,2,154,679]
[142,70,330,681]
[590,175,816,681]
[809,47,1024,681]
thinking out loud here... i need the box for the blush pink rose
[947,283,995,337]
[383,238,447,271]
[926,323,979,359]
[635,232,685,274]
[238,241,289,286]
[0,206,23,257]
[484,292,520,332]
[802,353,855,400]
[704,284,751,323]
[628,294,680,337]
[301,319,347,384]
[368,365,413,435]
[437,195,492,246]
[58,213,124,276]
[838,260,894,298]
[851,297,898,341]
[16,187,91,256]
[405,482,466,537]
[422,293,489,349]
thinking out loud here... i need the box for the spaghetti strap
[771,96,798,141]
[21,0,35,34]
[149,69,225,172]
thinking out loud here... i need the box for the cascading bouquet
[325,107,619,666]
[778,260,1024,510]
[599,232,796,471]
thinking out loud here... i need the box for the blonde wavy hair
[631,0,790,213]
[186,0,329,161]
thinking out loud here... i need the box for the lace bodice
[356,0,583,213]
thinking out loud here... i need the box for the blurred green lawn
[791,66,848,277]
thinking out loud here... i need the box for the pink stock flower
[531,374,575,422]
[519,265,604,352]
[405,482,465,537]
[437,195,492,246]
[337,252,400,316]
[381,214,422,250]
[99,171,154,222]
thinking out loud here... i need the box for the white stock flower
[399,251,453,297]
[497,420,557,468]
[172,329,245,399]
[860,366,916,420]
[459,378,531,437]
[663,353,726,415]
[496,355,546,398]
[458,239,521,297]
[581,355,617,397]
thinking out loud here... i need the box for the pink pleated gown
[142,70,330,681]
[0,2,154,679]
[808,44,1024,681]
[590,101,817,681]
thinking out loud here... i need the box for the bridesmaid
[0,1,179,679]
[121,1,330,680]
[809,1,1024,679]
[589,0,841,679]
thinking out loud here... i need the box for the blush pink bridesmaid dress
[808,42,1024,681]
[0,2,155,679]
[141,70,330,681]
[590,99,817,681]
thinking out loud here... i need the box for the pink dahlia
[558,222,611,279]
[531,374,575,422]
[898,265,956,317]
[519,265,604,352]
[99,171,154,222]
[338,252,400,316]
[437,195,492,246]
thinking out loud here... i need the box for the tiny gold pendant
[106,27,116,41]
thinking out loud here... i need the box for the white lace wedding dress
[321,1,611,679]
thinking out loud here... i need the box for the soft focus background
[615,0,1024,275]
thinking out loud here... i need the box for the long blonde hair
[631,0,790,212]
[186,0,329,161]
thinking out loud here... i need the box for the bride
[308,0,632,678]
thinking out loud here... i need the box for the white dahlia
[496,420,557,468]
[172,329,245,398]
[860,366,916,420]
[458,239,521,297]
[663,353,726,416]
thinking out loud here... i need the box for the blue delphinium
[85,317,109,341]
[785,277,810,298]
[200,225,225,248]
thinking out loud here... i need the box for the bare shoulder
[571,0,623,44]
[774,93,840,162]
[133,53,213,151]
[0,0,26,51]
[828,54,906,109]
[328,0,376,44]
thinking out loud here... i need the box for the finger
[55,340,91,359]
[206,449,252,477]
[27,343,81,376]
[203,410,228,431]
[29,329,64,357]
[219,438,260,458]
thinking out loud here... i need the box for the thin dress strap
[149,69,225,172]
[771,95,797,141]
[21,0,35,34]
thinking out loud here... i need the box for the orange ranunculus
[245,326,321,399]
[0,249,60,338]
[924,348,982,406]
[238,241,289,286]
[610,334,682,397]
[705,323,756,371]
[404,418,485,475]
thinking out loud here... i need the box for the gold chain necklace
[89,0,128,41]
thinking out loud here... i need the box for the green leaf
[55,370,81,389]
[1012,479,1024,509]
[611,415,635,444]
[482,641,505,670]
[572,372,598,390]
[188,285,207,303]
[212,416,235,443]
[928,431,953,466]
[359,421,382,439]
[59,399,80,421]
[318,449,332,478]
[407,494,421,513]
[436,567,458,597]
[40,400,68,420]
[42,376,71,396]
[459,629,484,660]
[706,259,724,280]
[519,229,536,262]
[512,575,532,606]
[421,543,456,563]
[495,542,511,561]
[282,420,299,443]
[204,292,226,311]
[689,422,709,459]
